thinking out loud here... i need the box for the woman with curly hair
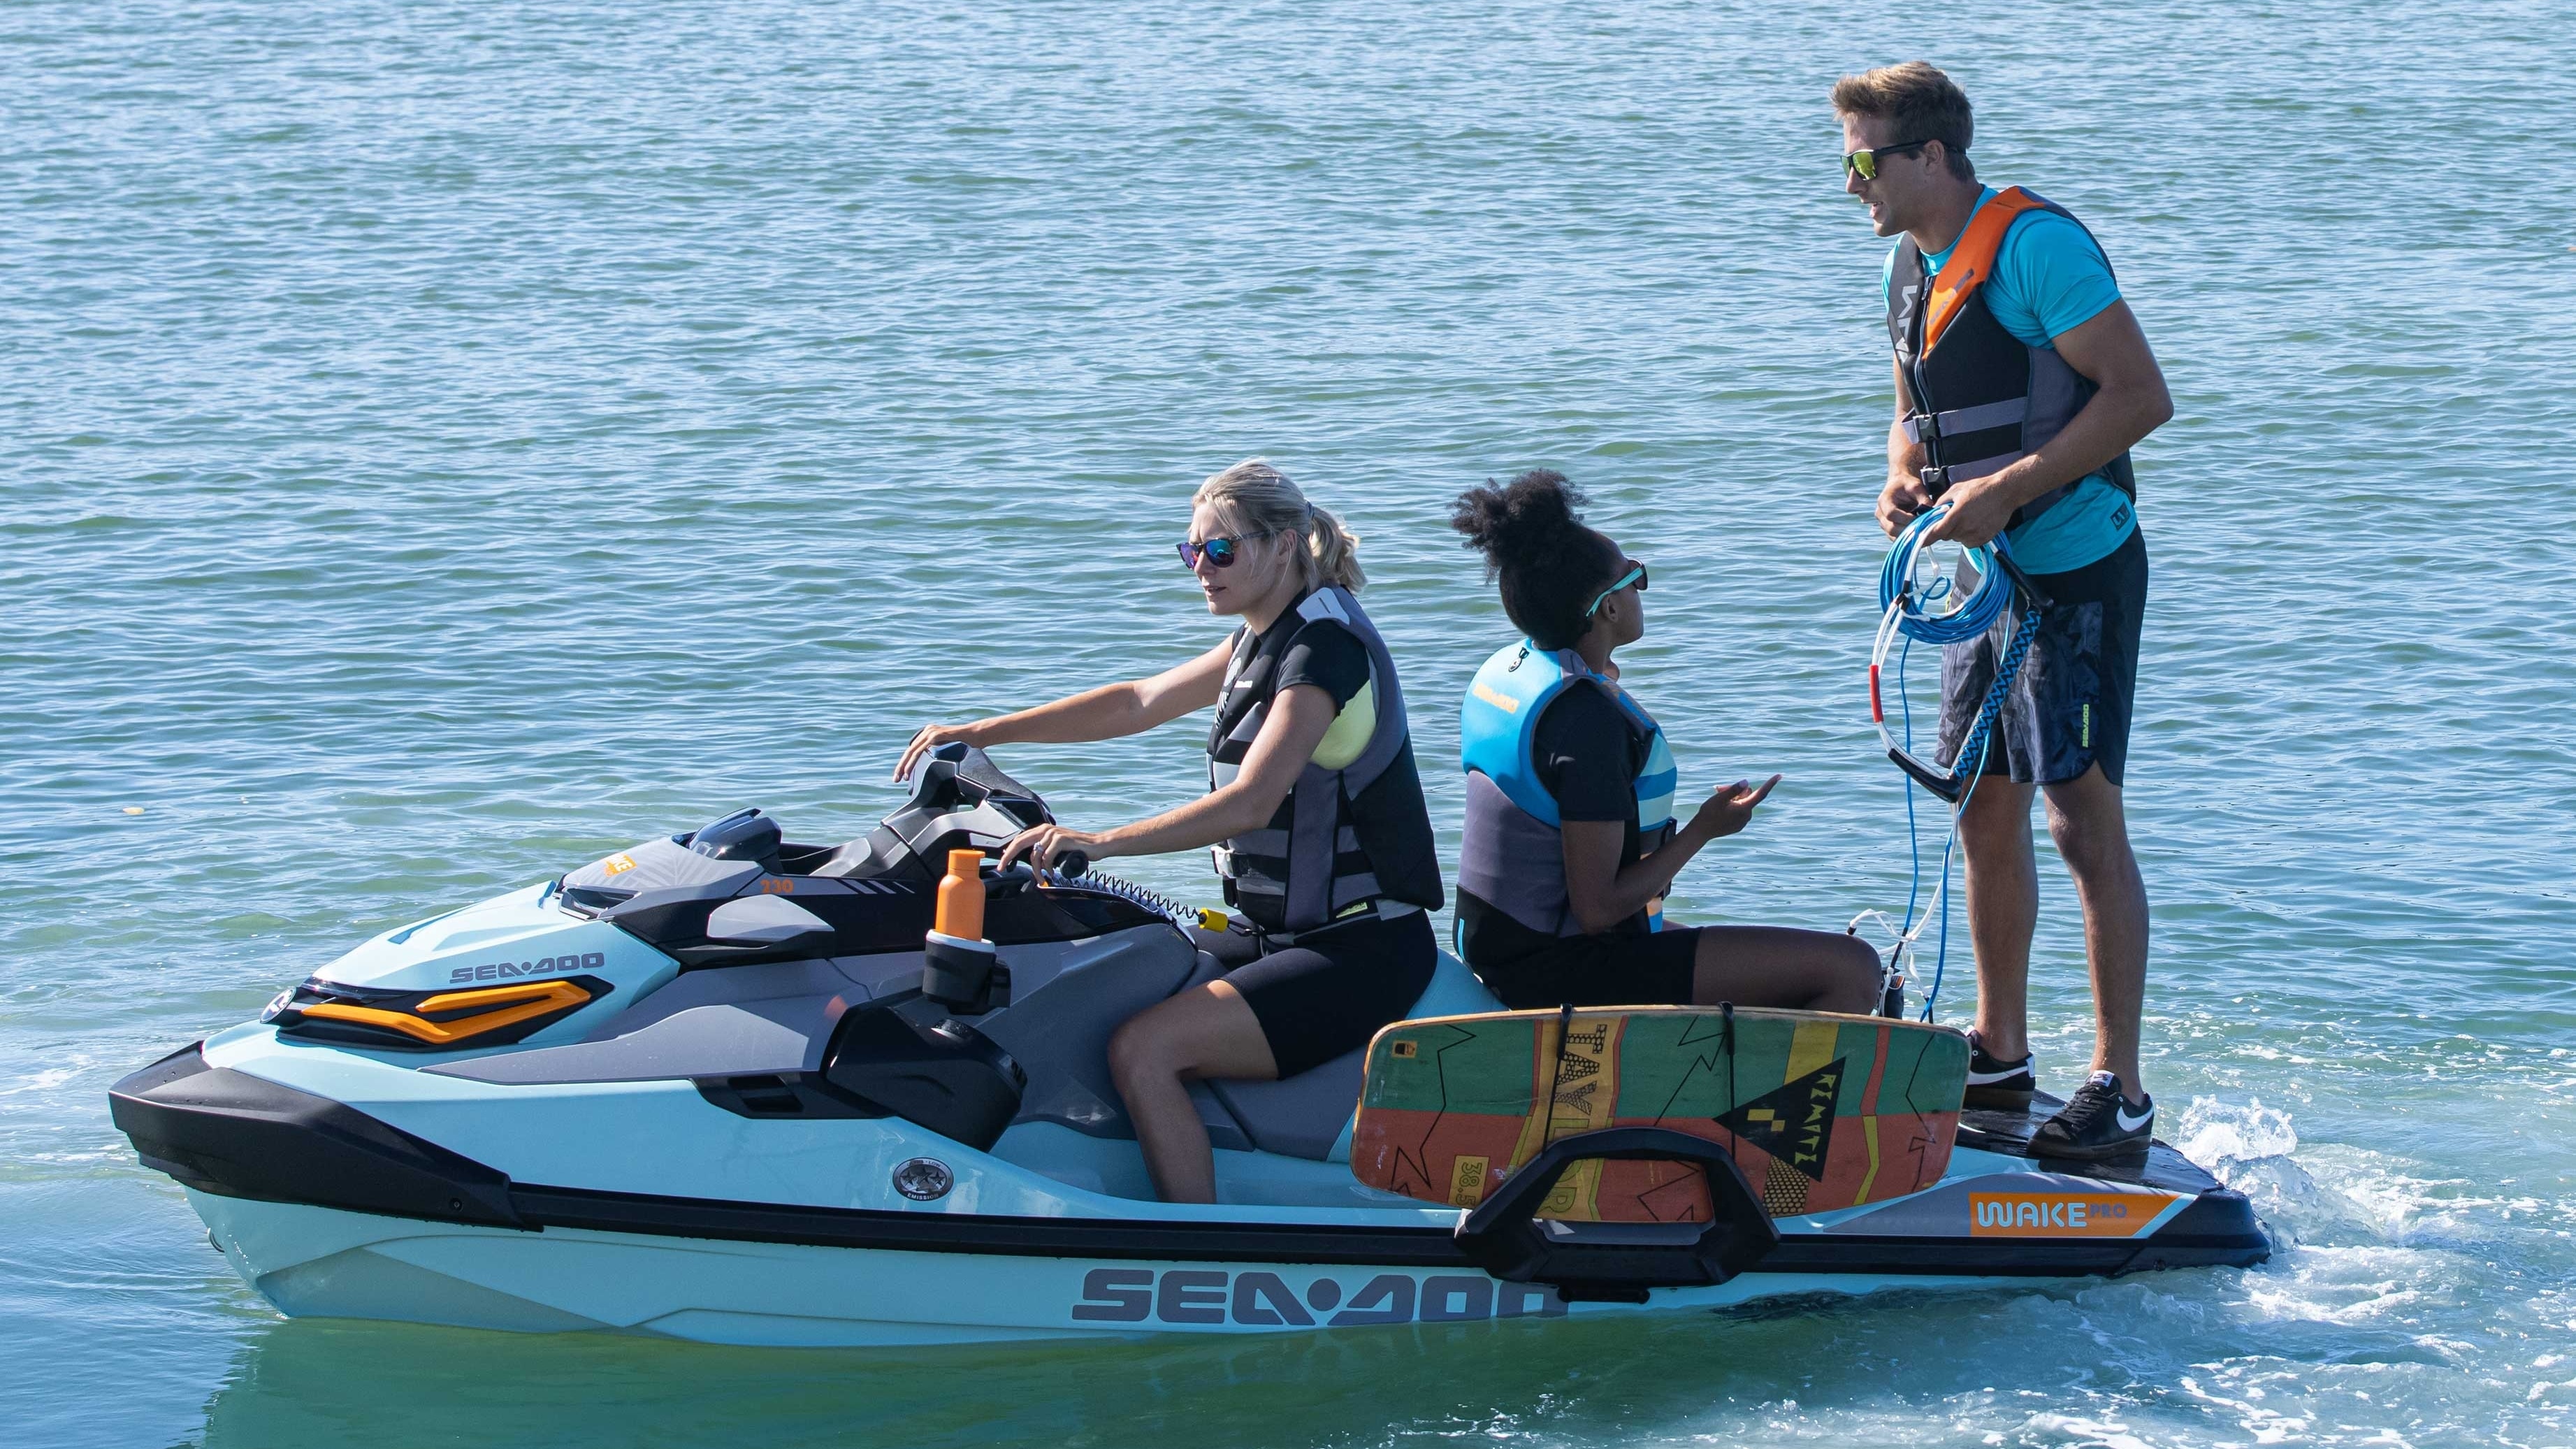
[1449,469,1880,1014]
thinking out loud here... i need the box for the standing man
[1832,62,2174,1158]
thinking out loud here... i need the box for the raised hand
[1688,774,1781,842]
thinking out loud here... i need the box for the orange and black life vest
[1888,187,2136,528]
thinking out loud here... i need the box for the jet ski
[109,744,2266,1346]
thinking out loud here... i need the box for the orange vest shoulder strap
[1920,187,2046,352]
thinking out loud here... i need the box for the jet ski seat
[990,937,1505,1165]
[1206,951,1504,1161]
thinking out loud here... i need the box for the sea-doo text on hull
[111,747,2264,1346]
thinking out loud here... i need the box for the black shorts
[1468,926,1702,1011]
[1192,910,1437,1078]
[1940,527,2149,788]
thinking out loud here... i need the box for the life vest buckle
[1918,463,1953,498]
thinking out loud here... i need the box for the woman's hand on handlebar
[997,823,1107,874]
[895,722,990,782]
[1686,774,1781,842]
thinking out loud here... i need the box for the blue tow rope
[1862,505,2049,1021]
[1877,511,2016,644]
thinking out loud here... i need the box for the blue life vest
[1456,640,1676,942]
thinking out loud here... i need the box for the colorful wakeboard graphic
[1351,1008,1969,1223]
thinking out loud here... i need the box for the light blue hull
[168,1022,2185,1346]
[120,859,2266,1346]
[188,1189,1999,1347]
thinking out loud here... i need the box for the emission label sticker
[1967,1191,2182,1237]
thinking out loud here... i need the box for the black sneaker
[1962,1030,2034,1110]
[2029,1072,2155,1160]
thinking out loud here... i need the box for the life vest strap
[1902,395,2031,445]
[1919,186,2046,355]
[1245,898,1421,949]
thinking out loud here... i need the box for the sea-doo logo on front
[1071,1269,1564,1327]
[449,951,605,984]
[1967,1192,2177,1237]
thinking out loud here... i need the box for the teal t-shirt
[1883,187,2137,572]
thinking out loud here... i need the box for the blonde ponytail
[1304,505,1365,591]
[1194,458,1366,593]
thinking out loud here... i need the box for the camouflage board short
[1939,528,2148,788]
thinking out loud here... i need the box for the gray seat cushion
[1209,950,1505,1160]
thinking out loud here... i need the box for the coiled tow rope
[1870,507,2045,786]
[1852,503,2050,1021]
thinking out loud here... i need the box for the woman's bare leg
[1690,927,1882,1014]
[1105,979,1278,1203]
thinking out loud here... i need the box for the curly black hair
[1449,470,1625,651]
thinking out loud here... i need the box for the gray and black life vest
[1888,186,2136,531]
[1454,640,1676,944]
[1206,586,1444,935]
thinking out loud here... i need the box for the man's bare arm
[1920,301,2173,547]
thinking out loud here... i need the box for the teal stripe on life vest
[1635,731,1677,830]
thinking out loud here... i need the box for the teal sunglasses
[1584,561,1649,619]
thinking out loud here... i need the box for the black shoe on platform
[1962,1030,2035,1110]
[2029,1072,2155,1160]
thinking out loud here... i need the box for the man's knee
[2044,771,2135,878]
[1956,781,2034,854]
[2050,816,2136,881]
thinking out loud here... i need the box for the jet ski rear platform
[108,746,2265,1346]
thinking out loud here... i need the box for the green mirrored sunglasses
[1843,138,1934,182]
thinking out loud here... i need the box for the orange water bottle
[923,849,1001,1012]
[933,848,986,943]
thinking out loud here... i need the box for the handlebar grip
[1052,851,1088,880]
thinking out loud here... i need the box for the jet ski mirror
[704,894,832,949]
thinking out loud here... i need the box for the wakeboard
[1352,1007,1969,1223]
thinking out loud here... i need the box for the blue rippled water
[6,1,2573,1445]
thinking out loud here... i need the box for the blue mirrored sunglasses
[1177,535,1261,569]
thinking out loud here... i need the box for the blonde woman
[896,461,1443,1203]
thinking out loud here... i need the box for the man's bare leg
[2041,763,2148,1102]
[1956,775,2040,1062]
